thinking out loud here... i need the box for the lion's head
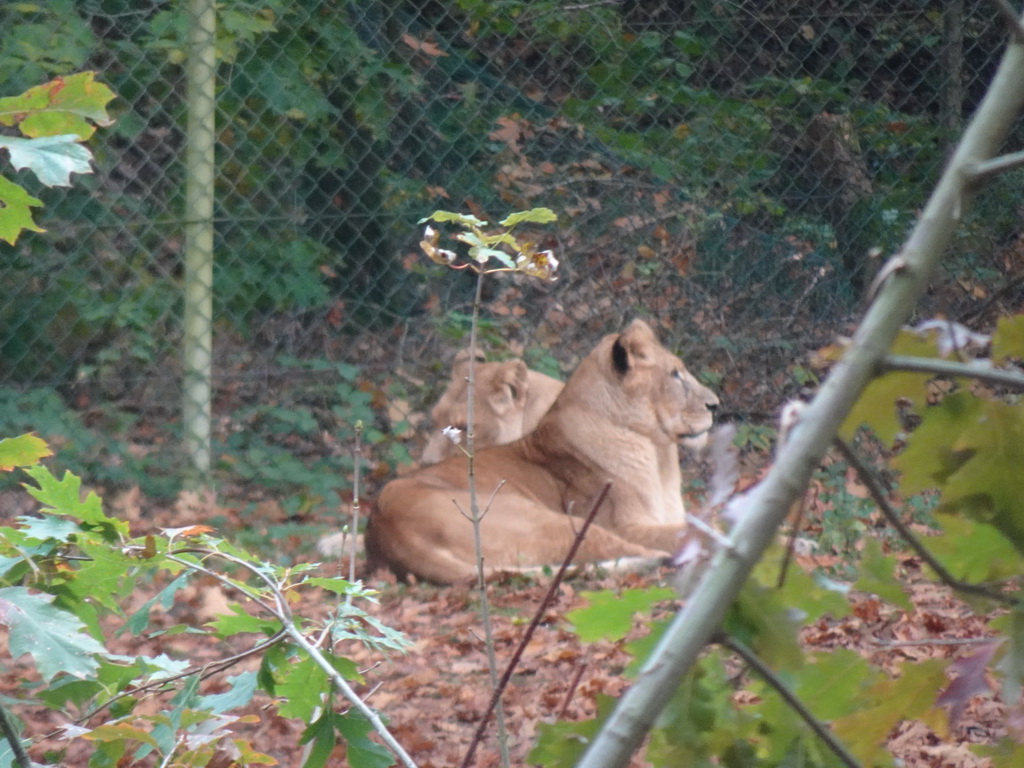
[422,355,564,463]
[561,319,719,451]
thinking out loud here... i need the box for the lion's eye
[671,369,684,382]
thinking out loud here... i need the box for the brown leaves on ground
[6,487,1013,768]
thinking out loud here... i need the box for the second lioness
[367,319,719,583]
[422,354,564,463]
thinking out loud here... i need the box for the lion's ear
[611,336,630,375]
[612,320,659,373]
[498,360,529,402]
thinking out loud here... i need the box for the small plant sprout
[419,207,558,768]
[418,208,559,278]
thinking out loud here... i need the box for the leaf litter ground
[1,489,1011,767]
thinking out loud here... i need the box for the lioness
[421,354,564,464]
[366,320,719,583]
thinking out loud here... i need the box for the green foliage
[0,72,114,244]
[0,435,409,767]
[0,387,174,496]
[537,560,872,768]
[565,586,676,642]
[420,206,559,278]
[839,329,941,444]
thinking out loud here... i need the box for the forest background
[3,0,1019,510]
[4,1,1024,766]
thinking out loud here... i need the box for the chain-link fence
[1,0,1019,511]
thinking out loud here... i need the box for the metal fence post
[182,0,217,488]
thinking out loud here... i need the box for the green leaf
[300,707,338,768]
[500,207,557,227]
[566,587,676,642]
[0,174,44,245]
[529,711,602,767]
[472,246,515,267]
[208,602,281,637]
[753,546,851,621]
[125,574,192,634]
[335,711,395,768]
[0,434,52,471]
[853,538,912,610]
[725,581,804,671]
[898,394,1024,550]
[21,465,127,537]
[1,134,94,187]
[992,607,1024,704]
[197,671,258,714]
[793,649,882,721]
[992,314,1024,363]
[277,654,328,720]
[895,392,982,495]
[926,515,1022,583]
[418,210,488,228]
[306,576,362,596]
[840,330,939,444]
[0,586,106,681]
[832,660,948,765]
[15,515,81,544]
[0,72,116,139]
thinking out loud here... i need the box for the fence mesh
[2,0,1020,512]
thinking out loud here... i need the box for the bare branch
[965,148,1024,185]
[833,438,1017,607]
[461,483,614,768]
[719,635,862,768]
[882,354,1024,388]
[0,702,32,768]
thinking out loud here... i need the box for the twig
[870,636,998,648]
[165,547,418,767]
[777,487,810,589]
[991,0,1024,44]
[460,483,614,768]
[465,265,512,768]
[68,629,288,728]
[882,354,1024,388]
[832,438,1018,607]
[349,422,363,592]
[0,702,31,768]
[964,148,1024,185]
[557,664,589,720]
[719,635,862,768]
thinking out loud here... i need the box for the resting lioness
[366,320,719,583]
[421,354,564,464]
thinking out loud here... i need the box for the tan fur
[421,356,564,464]
[366,320,720,584]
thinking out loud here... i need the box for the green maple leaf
[0,72,116,140]
[0,433,52,471]
[832,660,948,765]
[567,586,676,642]
[840,330,940,444]
[992,314,1024,363]
[335,711,394,768]
[853,538,913,610]
[2,134,94,187]
[0,174,44,245]
[899,394,1024,551]
[0,586,106,681]
[278,654,328,720]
